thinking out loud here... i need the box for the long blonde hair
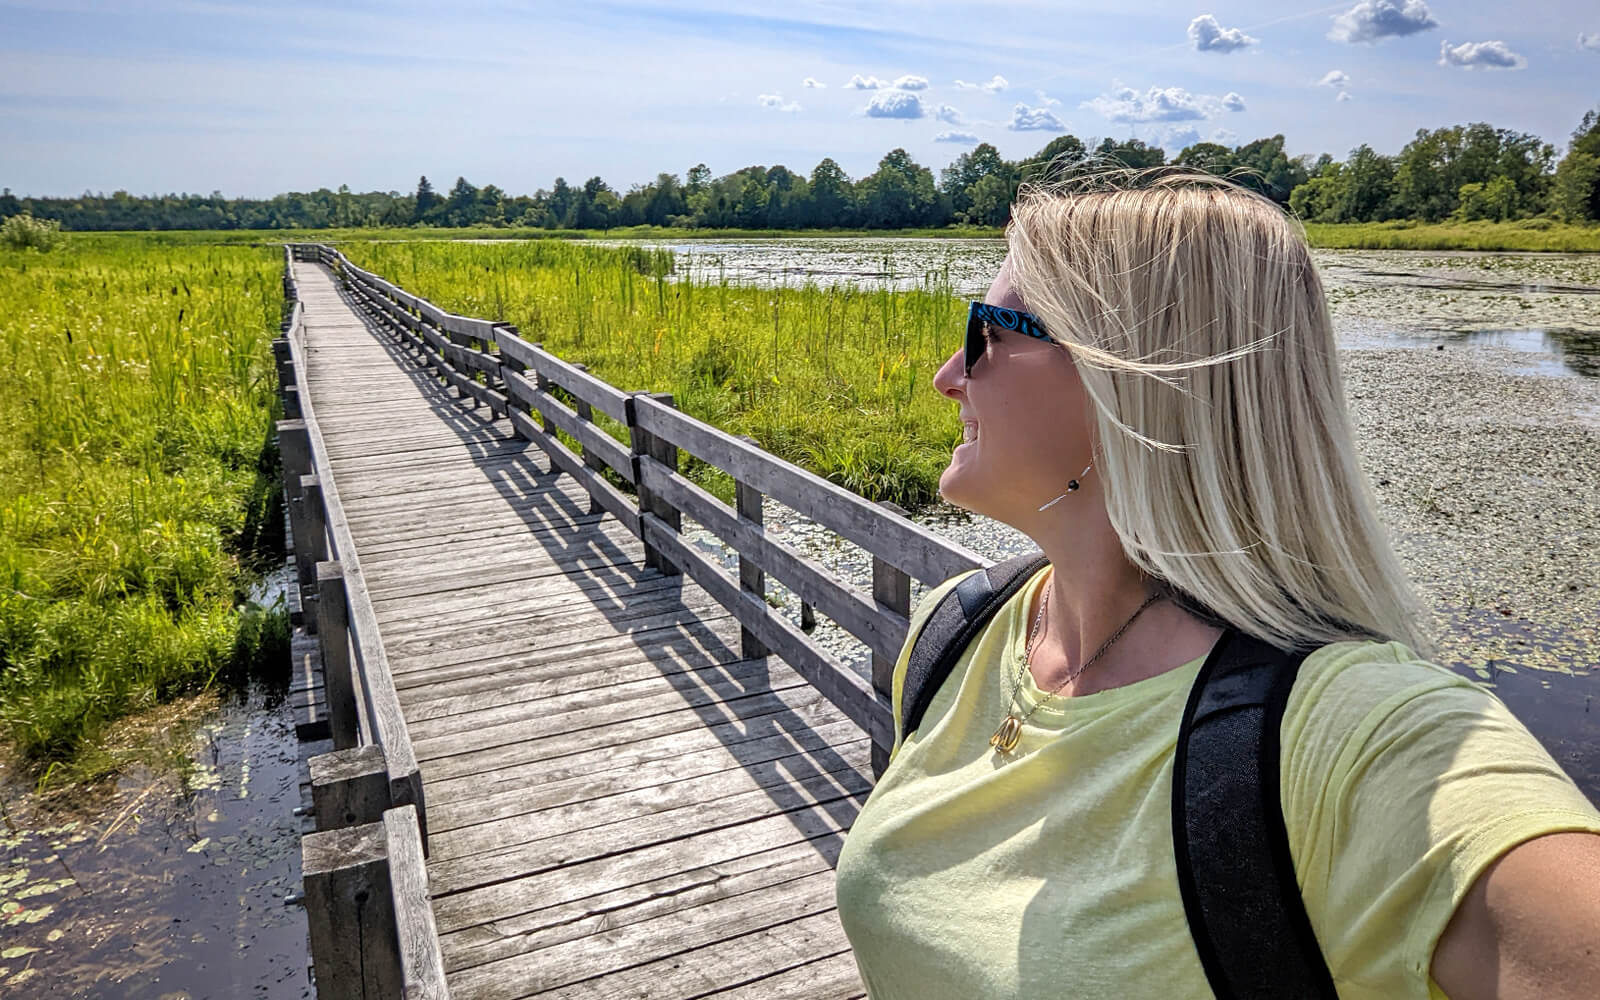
[1006,171,1431,655]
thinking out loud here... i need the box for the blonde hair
[1006,171,1431,655]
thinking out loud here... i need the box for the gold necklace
[989,579,1165,754]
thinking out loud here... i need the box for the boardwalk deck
[293,261,871,999]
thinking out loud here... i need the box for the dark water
[0,688,311,999]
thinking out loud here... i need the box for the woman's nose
[933,349,966,400]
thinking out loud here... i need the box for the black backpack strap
[1173,629,1337,1000]
[899,551,1050,743]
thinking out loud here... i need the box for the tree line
[5,107,1597,233]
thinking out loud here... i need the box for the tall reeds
[0,240,287,771]
[342,241,967,506]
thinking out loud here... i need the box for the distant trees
[8,110,1599,232]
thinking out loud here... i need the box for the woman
[833,174,1600,999]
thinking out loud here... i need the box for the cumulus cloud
[1085,86,1206,123]
[894,74,929,90]
[1328,0,1438,44]
[1581,33,1600,52]
[1189,14,1257,53]
[935,103,963,123]
[1008,103,1067,132]
[863,90,925,118]
[955,75,1009,93]
[934,130,980,144]
[1221,91,1246,111]
[758,94,801,112]
[802,77,826,88]
[1210,128,1239,145]
[1036,90,1062,107]
[1438,39,1527,69]
[1337,91,1353,102]
[1318,69,1351,89]
[847,74,890,89]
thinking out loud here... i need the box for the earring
[1038,463,1094,511]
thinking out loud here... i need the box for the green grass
[1303,219,1600,252]
[338,240,967,508]
[0,240,289,775]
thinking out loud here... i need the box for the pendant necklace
[990,576,1165,755]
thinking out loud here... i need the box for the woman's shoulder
[1288,638,1487,727]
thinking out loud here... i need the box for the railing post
[299,474,326,634]
[871,501,912,779]
[301,822,403,999]
[278,420,312,592]
[531,343,552,433]
[308,744,390,831]
[281,384,302,420]
[626,392,681,576]
[317,561,360,751]
[572,363,604,516]
[734,436,769,660]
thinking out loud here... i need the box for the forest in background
[6,107,1600,233]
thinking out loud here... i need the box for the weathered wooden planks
[293,257,870,999]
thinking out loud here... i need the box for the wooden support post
[871,501,913,779]
[281,384,302,420]
[572,363,604,515]
[271,338,292,367]
[301,822,402,1000]
[531,343,552,433]
[801,602,817,632]
[298,474,325,635]
[278,420,311,590]
[734,436,769,660]
[317,561,360,751]
[627,392,681,576]
[309,744,389,831]
[277,358,296,393]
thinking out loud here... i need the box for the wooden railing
[297,241,987,779]
[279,246,449,999]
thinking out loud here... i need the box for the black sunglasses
[965,301,1053,377]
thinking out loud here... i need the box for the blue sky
[2,0,1597,198]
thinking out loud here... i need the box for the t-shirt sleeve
[888,572,978,765]
[1279,642,1600,1000]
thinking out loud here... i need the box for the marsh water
[5,238,1596,997]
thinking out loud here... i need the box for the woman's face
[932,260,1095,528]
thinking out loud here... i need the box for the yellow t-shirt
[834,568,1600,999]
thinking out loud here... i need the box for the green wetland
[0,233,1594,995]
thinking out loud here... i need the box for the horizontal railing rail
[296,242,988,777]
[280,246,449,1000]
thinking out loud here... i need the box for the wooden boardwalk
[293,260,872,999]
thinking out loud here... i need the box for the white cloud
[1318,69,1351,89]
[934,130,980,144]
[955,75,1009,94]
[1210,128,1239,145]
[802,77,826,89]
[1085,86,1207,123]
[863,90,925,118]
[1008,103,1067,132]
[1438,40,1527,70]
[894,74,929,90]
[757,93,801,112]
[935,103,963,124]
[1036,90,1062,107]
[1581,33,1600,52]
[1337,91,1353,102]
[1328,0,1438,44]
[847,74,890,89]
[1221,91,1245,111]
[1188,14,1257,53]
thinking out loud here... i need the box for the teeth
[962,422,978,443]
